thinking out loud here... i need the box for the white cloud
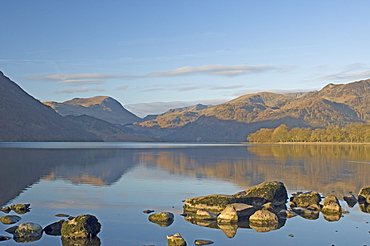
[320,63,370,81]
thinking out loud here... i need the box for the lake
[0,142,370,245]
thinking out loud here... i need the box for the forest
[247,123,370,143]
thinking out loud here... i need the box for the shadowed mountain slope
[0,72,101,141]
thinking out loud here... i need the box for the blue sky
[1,1,370,117]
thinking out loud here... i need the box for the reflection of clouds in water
[348,161,370,164]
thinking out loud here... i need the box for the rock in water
[13,222,43,241]
[61,214,101,238]
[249,210,279,226]
[0,215,21,224]
[194,239,214,245]
[291,191,322,208]
[358,186,370,204]
[44,220,65,236]
[148,212,174,227]
[183,194,237,213]
[321,195,342,214]
[167,233,186,246]
[234,181,288,206]
[194,209,217,220]
[217,203,255,223]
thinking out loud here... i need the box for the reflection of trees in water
[137,145,370,197]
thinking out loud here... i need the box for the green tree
[272,124,289,142]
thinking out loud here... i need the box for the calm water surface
[0,142,370,246]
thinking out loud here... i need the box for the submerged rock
[61,214,101,238]
[13,222,43,242]
[217,203,255,223]
[194,239,214,245]
[10,204,30,214]
[0,215,21,224]
[291,191,321,208]
[292,207,319,220]
[321,195,342,215]
[167,233,186,246]
[234,181,288,206]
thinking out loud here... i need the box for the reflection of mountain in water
[136,144,370,197]
[0,148,136,206]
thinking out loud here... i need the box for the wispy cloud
[147,64,277,77]
[117,85,129,90]
[177,86,200,91]
[55,87,105,94]
[320,63,370,81]
[212,85,244,90]
[22,64,280,86]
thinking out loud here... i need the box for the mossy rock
[292,191,321,208]
[61,214,101,238]
[183,194,237,213]
[167,233,186,246]
[0,215,21,224]
[234,181,288,205]
[13,222,43,240]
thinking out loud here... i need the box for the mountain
[0,72,101,141]
[130,79,370,142]
[66,115,157,142]
[44,96,142,124]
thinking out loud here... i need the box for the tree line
[247,123,370,143]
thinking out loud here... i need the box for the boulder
[194,209,217,220]
[183,194,237,213]
[44,220,65,236]
[217,203,255,223]
[148,212,174,227]
[167,233,186,246]
[13,222,43,240]
[10,204,30,214]
[249,210,278,226]
[321,195,342,214]
[0,215,21,224]
[234,181,288,206]
[291,191,321,208]
[358,186,370,204]
[61,214,101,238]
[343,194,357,207]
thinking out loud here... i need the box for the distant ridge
[44,96,142,124]
[0,72,101,141]
[128,79,370,141]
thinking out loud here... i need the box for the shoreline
[247,142,370,145]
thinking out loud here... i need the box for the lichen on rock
[61,214,101,238]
